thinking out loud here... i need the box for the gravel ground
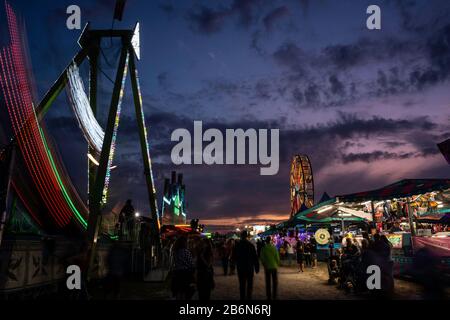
[210,263,424,300]
[91,262,428,300]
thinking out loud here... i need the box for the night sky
[3,0,450,232]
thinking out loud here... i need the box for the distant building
[161,171,186,225]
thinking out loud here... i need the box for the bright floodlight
[131,22,140,60]
[135,212,140,217]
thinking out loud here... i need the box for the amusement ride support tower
[8,22,161,278]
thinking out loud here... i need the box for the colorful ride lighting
[0,2,88,228]
[67,64,104,154]
[87,153,100,165]
[163,196,171,205]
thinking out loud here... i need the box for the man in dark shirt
[233,230,259,300]
[120,199,135,239]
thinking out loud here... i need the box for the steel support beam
[88,43,99,205]
[35,49,88,121]
[86,41,129,278]
[128,51,161,246]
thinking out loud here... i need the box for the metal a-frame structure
[34,23,160,276]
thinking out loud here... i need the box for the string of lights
[0,3,88,228]
[102,53,129,204]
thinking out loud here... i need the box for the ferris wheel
[290,155,314,216]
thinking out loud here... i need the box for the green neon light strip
[37,125,87,228]
[37,119,118,239]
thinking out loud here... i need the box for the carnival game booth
[336,179,450,278]
[291,199,372,261]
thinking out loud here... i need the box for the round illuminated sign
[314,228,330,245]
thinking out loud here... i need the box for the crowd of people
[166,236,215,300]
[166,230,326,301]
[327,232,394,295]
[165,228,400,300]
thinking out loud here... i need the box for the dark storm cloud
[263,6,290,31]
[404,131,450,157]
[392,0,450,34]
[341,151,416,164]
[272,42,306,73]
[277,112,438,162]
[393,0,422,33]
[316,112,436,139]
[303,84,319,106]
[231,0,261,28]
[37,107,445,220]
[323,42,366,69]
[187,0,261,35]
[187,5,231,34]
[291,87,303,105]
[320,37,422,71]
[329,75,345,96]
[376,22,450,92]
[100,91,441,169]
[116,108,440,167]
[9,0,449,226]
[264,20,450,111]
[254,79,271,99]
[383,141,407,148]
[204,78,243,97]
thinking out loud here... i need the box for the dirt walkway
[210,263,423,300]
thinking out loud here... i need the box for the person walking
[285,241,294,267]
[296,240,305,272]
[310,237,318,268]
[304,240,312,267]
[170,236,196,300]
[256,238,264,258]
[104,242,128,299]
[218,241,229,276]
[233,231,259,300]
[120,199,135,240]
[229,239,236,275]
[196,238,215,300]
[260,237,280,300]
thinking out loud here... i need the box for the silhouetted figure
[296,240,305,272]
[256,239,264,257]
[304,240,312,267]
[310,237,318,268]
[120,199,135,240]
[260,237,280,300]
[170,236,195,300]
[229,239,236,275]
[196,238,215,300]
[219,240,230,275]
[413,247,447,299]
[104,243,129,299]
[233,231,259,300]
[369,234,394,297]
